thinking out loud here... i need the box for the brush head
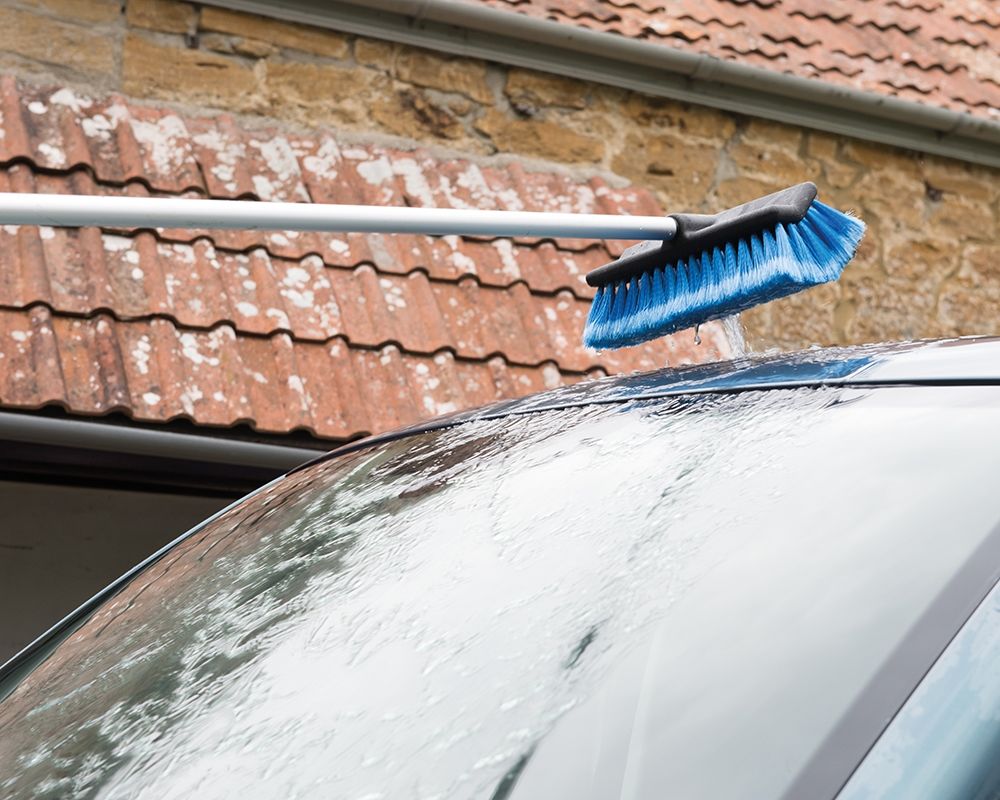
[583,184,865,350]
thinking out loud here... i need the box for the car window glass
[837,577,1000,800]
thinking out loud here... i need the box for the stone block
[742,282,841,350]
[884,235,959,286]
[266,60,383,125]
[806,131,839,161]
[713,176,787,209]
[123,33,262,111]
[371,87,465,141]
[22,0,119,24]
[505,69,587,110]
[475,109,604,163]
[623,94,736,141]
[848,273,939,342]
[852,169,925,228]
[395,47,494,105]
[843,139,920,178]
[740,118,802,149]
[926,193,997,240]
[937,244,1000,336]
[355,37,395,70]
[0,7,114,76]
[728,139,817,185]
[126,0,195,35]
[200,6,349,59]
[611,131,717,208]
[919,156,999,202]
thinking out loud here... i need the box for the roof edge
[0,411,317,471]
[203,0,1000,169]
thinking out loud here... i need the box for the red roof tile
[471,0,1000,120]
[0,80,730,441]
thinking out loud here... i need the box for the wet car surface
[2,337,1000,799]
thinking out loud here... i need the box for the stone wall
[3,0,998,351]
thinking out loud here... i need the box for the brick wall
[3,0,998,351]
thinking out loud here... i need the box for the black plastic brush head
[586,182,818,288]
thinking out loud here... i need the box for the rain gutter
[205,0,1000,168]
[0,411,320,494]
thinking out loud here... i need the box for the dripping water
[722,315,749,358]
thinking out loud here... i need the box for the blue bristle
[583,199,865,349]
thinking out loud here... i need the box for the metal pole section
[0,193,678,240]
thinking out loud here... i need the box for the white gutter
[204,0,1000,168]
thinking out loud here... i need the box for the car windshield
[2,385,1000,799]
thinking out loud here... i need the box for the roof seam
[0,398,362,443]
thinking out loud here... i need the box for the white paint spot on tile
[302,138,341,181]
[492,239,522,279]
[178,333,221,367]
[357,157,393,186]
[131,267,144,280]
[132,336,152,375]
[130,114,189,176]
[242,279,257,290]
[125,250,140,265]
[27,101,47,115]
[38,226,55,240]
[81,103,127,140]
[37,142,66,167]
[142,391,161,405]
[448,250,477,274]
[49,88,93,113]
[236,301,259,317]
[171,243,196,263]
[179,387,204,416]
[3,225,20,235]
[282,289,314,309]
[10,330,28,342]
[193,128,247,193]
[103,234,134,252]
[393,157,435,207]
[328,239,349,255]
[248,136,308,201]
[252,174,276,201]
[542,363,562,389]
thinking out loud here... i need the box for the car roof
[4,336,998,688]
[300,336,1000,471]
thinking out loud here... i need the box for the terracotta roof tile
[0,216,659,373]
[0,307,644,438]
[0,80,730,440]
[473,0,1000,119]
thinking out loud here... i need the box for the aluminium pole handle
[0,193,679,241]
